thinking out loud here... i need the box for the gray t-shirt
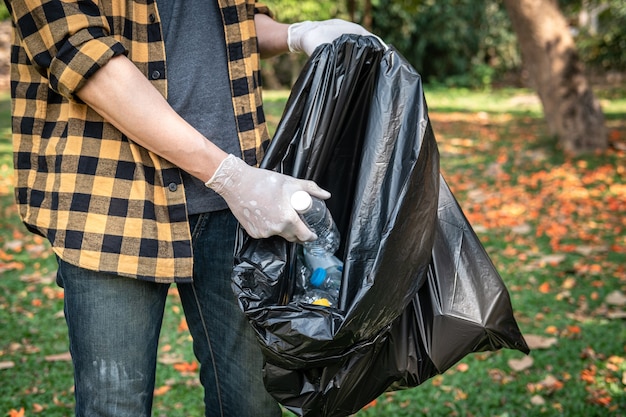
[157,0,241,214]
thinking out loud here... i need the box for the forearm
[255,13,290,59]
[76,55,228,182]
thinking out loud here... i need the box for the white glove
[205,154,331,241]
[287,18,375,56]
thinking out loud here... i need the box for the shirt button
[168,182,178,192]
[149,13,156,23]
[151,70,161,80]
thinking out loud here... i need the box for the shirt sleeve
[7,0,127,99]
[254,1,273,18]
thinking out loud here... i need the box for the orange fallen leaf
[154,385,171,396]
[590,396,612,407]
[177,317,189,332]
[8,408,25,417]
[566,325,581,335]
[173,361,198,373]
[456,363,470,373]
[0,261,25,273]
[545,325,559,335]
[538,282,551,294]
[580,367,596,384]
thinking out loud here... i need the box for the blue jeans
[56,211,281,417]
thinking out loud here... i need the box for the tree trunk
[347,0,372,30]
[347,0,356,22]
[363,0,373,30]
[503,0,608,155]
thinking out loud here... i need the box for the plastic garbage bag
[232,35,529,417]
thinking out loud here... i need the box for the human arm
[254,13,290,59]
[77,55,328,241]
[77,55,227,182]
[255,12,376,58]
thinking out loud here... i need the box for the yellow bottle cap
[312,298,331,307]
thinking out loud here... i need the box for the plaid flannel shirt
[8,0,271,283]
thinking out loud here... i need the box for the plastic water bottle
[291,191,343,307]
[291,191,340,256]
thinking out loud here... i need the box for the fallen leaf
[177,317,189,332]
[527,374,564,393]
[19,272,56,284]
[456,363,469,372]
[0,360,15,370]
[508,355,534,371]
[589,395,612,407]
[524,334,558,349]
[605,290,626,306]
[8,408,25,417]
[545,325,559,335]
[511,223,532,234]
[454,388,468,401]
[561,277,576,289]
[158,353,184,365]
[565,325,581,335]
[540,254,566,265]
[173,361,198,373]
[154,385,171,396]
[530,395,545,406]
[538,282,551,293]
[0,261,25,273]
[488,368,514,385]
[606,310,626,319]
[581,367,596,384]
[4,240,24,252]
[45,352,72,362]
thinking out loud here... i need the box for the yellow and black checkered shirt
[7,0,271,283]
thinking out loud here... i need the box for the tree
[503,0,608,155]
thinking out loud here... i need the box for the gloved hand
[205,154,331,241]
[287,18,375,56]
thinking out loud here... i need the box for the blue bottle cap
[310,268,327,287]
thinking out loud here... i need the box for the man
[6,0,372,415]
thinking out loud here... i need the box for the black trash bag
[412,176,531,374]
[232,35,529,417]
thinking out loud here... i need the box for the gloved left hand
[287,18,376,56]
[205,154,330,242]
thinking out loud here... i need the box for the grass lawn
[1,85,625,417]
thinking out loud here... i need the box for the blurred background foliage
[0,0,623,88]
[262,0,626,89]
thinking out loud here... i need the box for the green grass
[1,86,625,416]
